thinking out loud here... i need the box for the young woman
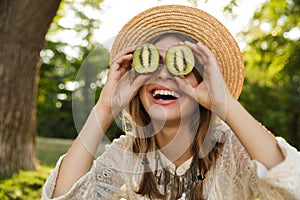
[42,5,300,200]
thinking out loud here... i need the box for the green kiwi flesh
[132,43,159,74]
[166,45,195,76]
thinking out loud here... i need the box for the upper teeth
[153,90,181,98]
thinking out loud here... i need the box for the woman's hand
[175,42,284,169]
[96,46,151,116]
[175,41,234,119]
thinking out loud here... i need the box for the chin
[149,109,192,124]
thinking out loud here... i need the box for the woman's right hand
[52,46,152,198]
[96,46,151,116]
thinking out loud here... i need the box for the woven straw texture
[110,5,244,99]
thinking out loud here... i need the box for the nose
[155,64,174,81]
[155,48,174,81]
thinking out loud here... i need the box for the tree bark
[0,0,61,176]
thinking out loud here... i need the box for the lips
[152,89,181,99]
[150,86,181,105]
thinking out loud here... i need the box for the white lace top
[42,122,300,200]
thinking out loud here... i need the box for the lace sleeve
[249,137,300,199]
[213,122,300,199]
[42,136,132,200]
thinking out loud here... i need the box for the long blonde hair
[124,32,223,199]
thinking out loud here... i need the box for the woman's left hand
[176,42,285,169]
[175,41,234,119]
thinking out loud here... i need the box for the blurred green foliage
[37,0,123,140]
[0,136,110,200]
[239,0,300,149]
[37,0,300,150]
[0,136,72,199]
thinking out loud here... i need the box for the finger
[111,45,137,65]
[112,72,151,110]
[130,74,152,97]
[175,76,212,109]
[174,76,197,101]
[119,54,133,74]
[119,45,137,55]
[115,54,133,68]
[191,42,223,84]
[116,69,149,93]
[183,41,208,65]
[196,43,218,65]
[110,54,133,78]
[195,43,210,58]
[196,43,213,57]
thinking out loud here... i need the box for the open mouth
[152,89,181,100]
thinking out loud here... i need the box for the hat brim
[110,5,244,99]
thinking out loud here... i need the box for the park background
[0,0,299,199]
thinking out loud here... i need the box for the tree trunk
[0,0,61,176]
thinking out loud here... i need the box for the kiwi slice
[166,45,195,76]
[132,43,160,74]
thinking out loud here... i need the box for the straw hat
[110,5,244,99]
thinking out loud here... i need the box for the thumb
[130,74,151,97]
[174,76,197,100]
[175,76,211,109]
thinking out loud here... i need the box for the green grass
[0,165,52,200]
[0,137,73,200]
[37,136,109,166]
[37,137,73,166]
[0,136,110,200]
